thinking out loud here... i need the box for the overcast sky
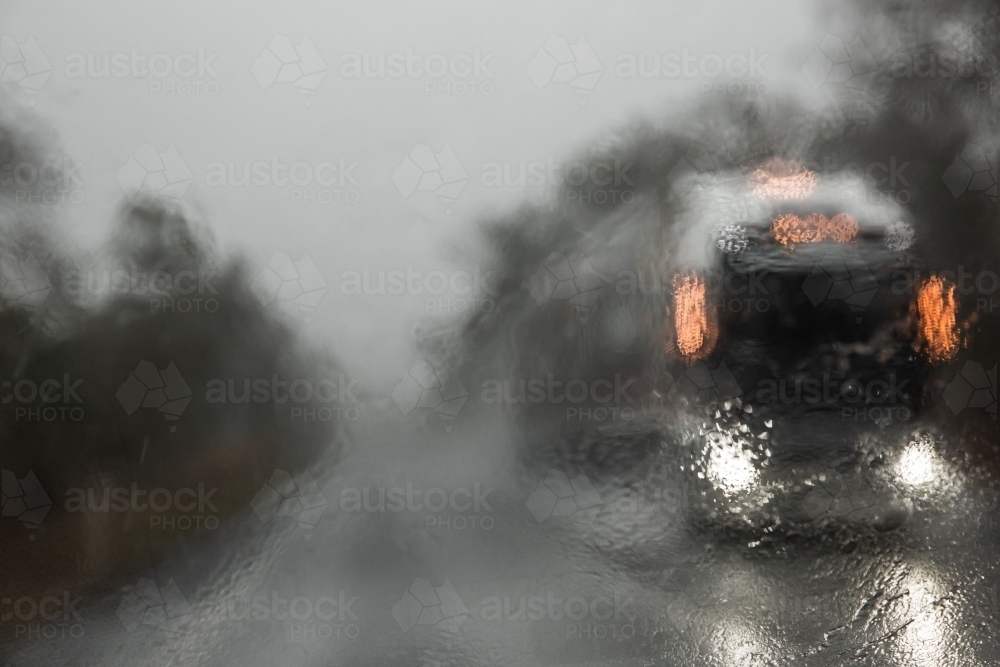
[1,0,821,385]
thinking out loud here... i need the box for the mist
[1,0,999,665]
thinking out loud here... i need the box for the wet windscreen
[0,0,998,665]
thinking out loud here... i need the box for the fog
[0,0,817,384]
[1,0,999,665]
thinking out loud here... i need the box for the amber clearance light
[771,213,859,245]
[671,273,716,360]
[749,158,817,201]
[915,275,960,363]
